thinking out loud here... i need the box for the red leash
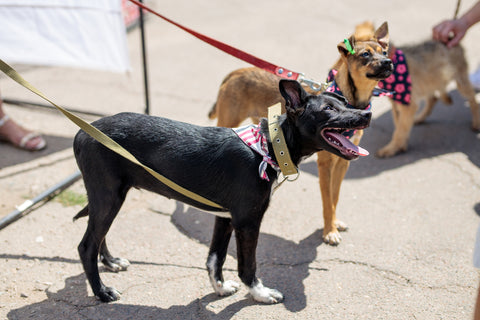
[128,0,322,89]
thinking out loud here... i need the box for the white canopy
[0,0,131,72]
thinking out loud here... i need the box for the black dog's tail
[73,205,89,221]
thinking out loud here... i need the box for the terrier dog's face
[280,80,372,160]
[338,22,394,81]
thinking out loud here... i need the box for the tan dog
[369,25,480,157]
[209,22,393,245]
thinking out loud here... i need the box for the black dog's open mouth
[321,128,369,159]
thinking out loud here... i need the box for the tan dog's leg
[376,101,418,158]
[317,152,344,245]
[331,158,350,230]
[455,70,480,131]
[215,100,247,128]
[415,91,453,125]
[414,96,437,125]
[316,129,364,245]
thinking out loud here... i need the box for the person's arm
[433,1,480,48]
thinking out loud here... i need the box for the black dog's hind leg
[78,189,127,302]
[235,224,284,304]
[206,216,239,296]
[100,240,130,272]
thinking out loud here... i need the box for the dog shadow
[6,273,259,320]
[171,201,326,313]
[6,215,324,320]
[300,90,480,179]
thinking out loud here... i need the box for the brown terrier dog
[208,22,393,245]
[367,23,480,157]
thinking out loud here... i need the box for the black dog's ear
[322,91,348,107]
[279,79,308,112]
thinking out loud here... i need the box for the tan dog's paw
[323,229,342,246]
[413,115,426,125]
[335,220,348,232]
[472,119,480,132]
[375,143,406,158]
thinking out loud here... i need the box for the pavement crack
[437,155,480,189]
[257,260,329,271]
[324,258,412,285]
[321,258,474,291]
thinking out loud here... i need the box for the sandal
[0,114,47,151]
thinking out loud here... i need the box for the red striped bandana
[233,124,279,181]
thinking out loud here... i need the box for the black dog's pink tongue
[329,131,369,156]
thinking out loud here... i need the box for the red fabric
[128,0,299,80]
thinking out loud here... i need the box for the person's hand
[432,19,469,48]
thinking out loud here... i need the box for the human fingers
[432,20,453,43]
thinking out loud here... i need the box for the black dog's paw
[97,286,121,302]
[102,257,130,272]
[249,281,283,304]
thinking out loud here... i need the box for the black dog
[73,80,371,304]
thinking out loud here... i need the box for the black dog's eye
[324,104,334,111]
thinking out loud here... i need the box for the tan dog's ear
[337,35,356,58]
[374,22,389,49]
[354,21,375,40]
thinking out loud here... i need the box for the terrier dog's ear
[337,36,356,58]
[374,22,389,49]
[279,80,307,112]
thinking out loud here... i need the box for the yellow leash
[0,59,224,210]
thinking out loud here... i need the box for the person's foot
[0,114,46,151]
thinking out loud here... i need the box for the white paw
[249,281,283,304]
[103,257,130,272]
[213,280,240,296]
[335,220,348,232]
[323,231,342,246]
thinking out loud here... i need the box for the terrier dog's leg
[99,240,130,272]
[206,217,239,296]
[78,178,128,302]
[235,222,283,303]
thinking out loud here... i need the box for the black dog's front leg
[206,217,240,296]
[235,225,283,304]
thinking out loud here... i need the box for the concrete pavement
[1,0,480,319]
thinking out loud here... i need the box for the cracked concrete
[1,0,480,319]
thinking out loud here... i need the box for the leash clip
[297,74,327,92]
[273,171,301,193]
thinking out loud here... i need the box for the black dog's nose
[362,110,372,124]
